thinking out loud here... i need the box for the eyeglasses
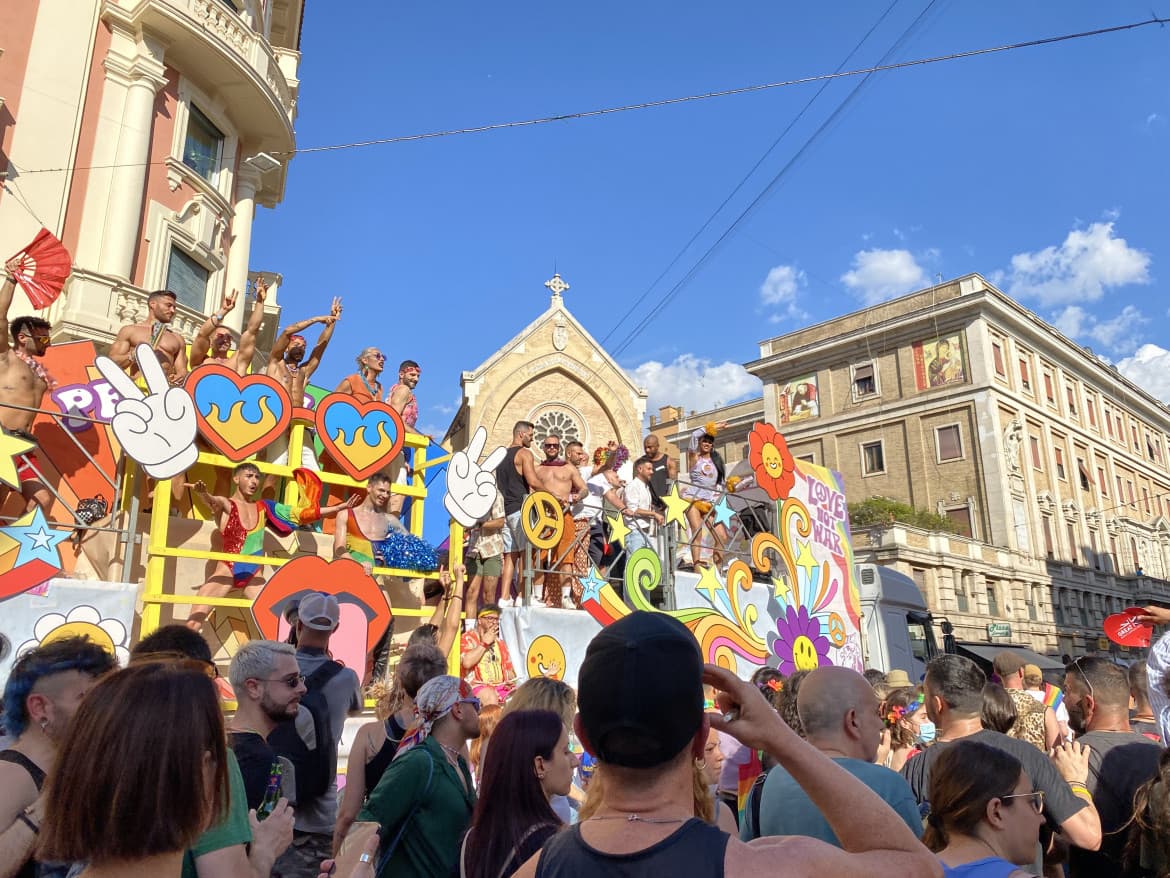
[544,443,560,449]
[1070,656,1095,700]
[458,696,481,713]
[369,352,385,360]
[259,674,306,688]
[1001,789,1045,814]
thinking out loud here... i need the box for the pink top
[389,383,418,428]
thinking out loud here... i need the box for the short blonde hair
[501,676,576,728]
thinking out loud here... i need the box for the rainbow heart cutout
[314,394,405,481]
[1103,607,1152,648]
[188,365,292,462]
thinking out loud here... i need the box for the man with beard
[0,261,58,513]
[108,289,188,385]
[0,637,115,878]
[386,360,421,519]
[534,433,586,608]
[262,295,342,492]
[334,470,397,577]
[495,420,541,606]
[901,655,1101,873]
[1062,656,1162,877]
[188,278,270,373]
[227,640,307,809]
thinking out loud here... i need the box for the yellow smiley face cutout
[760,442,784,475]
[526,635,566,680]
[790,634,822,671]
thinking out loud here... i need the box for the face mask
[916,721,936,745]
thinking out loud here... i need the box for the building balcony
[102,0,297,155]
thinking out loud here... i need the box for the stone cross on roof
[544,273,570,302]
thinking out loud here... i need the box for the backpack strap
[306,659,344,690]
[375,748,435,873]
[496,823,556,878]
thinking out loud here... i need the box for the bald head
[797,667,883,761]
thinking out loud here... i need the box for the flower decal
[16,605,131,666]
[749,422,796,500]
[772,604,830,676]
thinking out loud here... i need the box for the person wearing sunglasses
[924,740,1046,877]
[0,261,58,515]
[336,346,386,403]
[355,676,480,878]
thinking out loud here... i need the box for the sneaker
[498,597,514,608]
[561,596,577,610]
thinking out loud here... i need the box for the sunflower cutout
[748,422,796,500]
[16,605,131,666]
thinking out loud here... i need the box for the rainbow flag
[737,749,763,818]
[1043,682,1064,712]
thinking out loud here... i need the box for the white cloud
[758,264,808,324]
[1052,305,1148,354]
[1005,221,1151,306]
[1117,344,1170,403]
[631,354,761,417]
[840,248,928,305]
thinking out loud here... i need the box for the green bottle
[256,762,283,820]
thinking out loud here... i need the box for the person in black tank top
[513,613,942,878]
[496,421,537,603]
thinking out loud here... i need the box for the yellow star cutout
[771,576,790,600]
[662,484,691,526]
[794,539,818,576]
[696,563,725,605]
[605,513,630,548]
[0,431,35,489]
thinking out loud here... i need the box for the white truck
[855,562,939,679]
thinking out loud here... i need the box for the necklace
[284,359,299,375]
[14,349,57,390]
[588,813,690,824]
[359,372,380,399]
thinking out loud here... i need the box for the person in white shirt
[622,458,664,555]
[570,442,625,576]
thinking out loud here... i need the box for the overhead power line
[6,16,1165,177]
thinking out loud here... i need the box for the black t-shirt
[901,729,1086,826]
[229,731,281,811]
[1069,730,1163,878]
[647,454,670,500]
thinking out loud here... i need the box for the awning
[955,641,1065,672]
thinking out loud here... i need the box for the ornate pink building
[0,0,301,341]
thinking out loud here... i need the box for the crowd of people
[3,604,1170,878]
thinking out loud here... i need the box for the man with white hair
[227,640,306,810]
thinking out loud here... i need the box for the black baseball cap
[578,611,704,769]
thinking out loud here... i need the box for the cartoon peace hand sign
[444,426,507,527]
[96,343,199,479]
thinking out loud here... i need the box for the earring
[695,758,707,770]
[537,772,546,779]
[39,718,48,732]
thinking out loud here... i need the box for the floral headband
[885,694,924,726]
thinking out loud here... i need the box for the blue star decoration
[711,497,735,529]
[579,566,608,604]
[9,507,69,568]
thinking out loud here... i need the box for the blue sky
[250,1,1169,438]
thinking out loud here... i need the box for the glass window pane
[165,247,209,311]
[183,105,224,182]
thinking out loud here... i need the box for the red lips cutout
[250,555,393,656]
[314,394,405,481]
[1104,607,1153,648]
[188,365,292,462]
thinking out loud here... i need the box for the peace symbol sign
[522,491,564,550]
[827,612,847,648]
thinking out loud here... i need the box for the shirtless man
[534,433,586,608]
[386,359,420,518]
[107,289,187,385]
[184,462,355,631]
[495,421,541,606]
[261,294,342,494]
[0,260,57,513]
[187,277,269,373]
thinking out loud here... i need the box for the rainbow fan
[6,229,72,309]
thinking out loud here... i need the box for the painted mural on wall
[777,375,819,424]
[913,334,967,390]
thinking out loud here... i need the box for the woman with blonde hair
[468,703,502,785]
[37,662,229,877]
[501,676,579,820]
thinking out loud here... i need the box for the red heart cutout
[314,393,405,481]
[251,555,393,664]
[188,365,292,462]
[1104,607,1152,647]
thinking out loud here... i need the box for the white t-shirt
[574,468,610,522]
[623,478,655,534]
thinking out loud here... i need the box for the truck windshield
[906,611,938,665]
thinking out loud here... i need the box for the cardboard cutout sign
[314,394,405,481]
[250,555,393,674]
[189,365,293,462]
[1104,607,1153,648]
[444,426,506,527]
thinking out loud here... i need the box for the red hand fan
[1103,606,1152,648]
[6,228,72,309]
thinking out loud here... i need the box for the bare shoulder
[730,837,942,878]
[0,759,41,816]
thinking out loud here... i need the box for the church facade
[444,275,648,458]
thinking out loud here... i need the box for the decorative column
[97,37,168,279]
[222,163,261,332]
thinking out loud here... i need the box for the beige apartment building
[656,274,1170,658]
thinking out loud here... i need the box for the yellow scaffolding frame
[134,421,464,679]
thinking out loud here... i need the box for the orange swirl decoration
[724,559,766,650]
